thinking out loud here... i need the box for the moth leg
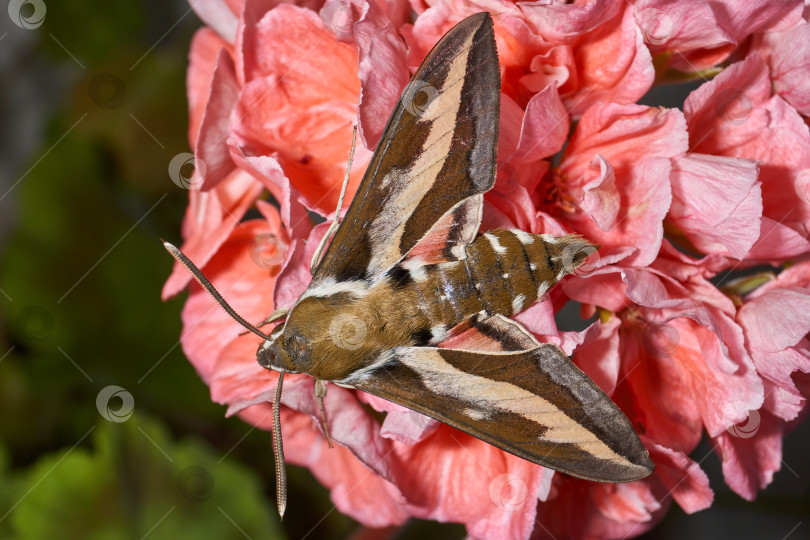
[237,307,289,336]
[310,126,358,274]
[314,378,334,448]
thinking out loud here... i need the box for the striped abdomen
[386,228,595,344]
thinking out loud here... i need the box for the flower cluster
[163,0,810,538]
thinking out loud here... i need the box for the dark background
[0,1,807,539]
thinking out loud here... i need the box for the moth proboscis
[165,12,653,519]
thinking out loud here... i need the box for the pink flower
[684,54,810,259]
[633,0,804,73]
[165,1,810,538]
[404,0,654,115]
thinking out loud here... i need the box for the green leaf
[7,415,284,540]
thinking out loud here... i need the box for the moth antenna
[310,125,357,274]
[236,308,290,336]
[314,379,333,449]
[162,241,273,341]
[273,371,287,519]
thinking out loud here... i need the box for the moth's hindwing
[310,12,501,285]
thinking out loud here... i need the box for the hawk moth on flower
[165,12,653,517]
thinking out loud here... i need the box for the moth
[165,12,653,517]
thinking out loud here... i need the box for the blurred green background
[0,1,808,539]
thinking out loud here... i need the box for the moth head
[257,326,312,374]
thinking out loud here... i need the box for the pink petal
[685,55,810,242]
[572,317,622,395]
[228,147,313,239]
[574,156,673,267]
[563,5,655,116]
[741,288,810,353]
[622,321,704,453]
[520,0,621,42]
[392,428,545,540]
[379,408,439,444]
[709,0,805,44]
[559,103,688,265]
[355,3,410,148]
[231,4,370,214]
[485,159,547,232]
[240,402,410,527]
[738,286,810,420]
[747,217,810,260]
[770,20,810,117]
[565,103,688,171]
[712,409,784,500]
[633,0,734,71]
[272,237,313,310]
[669,154,762,259]
[196,49,239,191]
[162,170,264,298]
[536,478,667,540]
[191,0,240,43]
[667,320,764,438]
[578,154,620,231]
[177,219,284,382]
[510,83,569,163]
[236,0,281,85]
[187,28,230,148]
[753,259,810,295]
[643,438,713,513]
